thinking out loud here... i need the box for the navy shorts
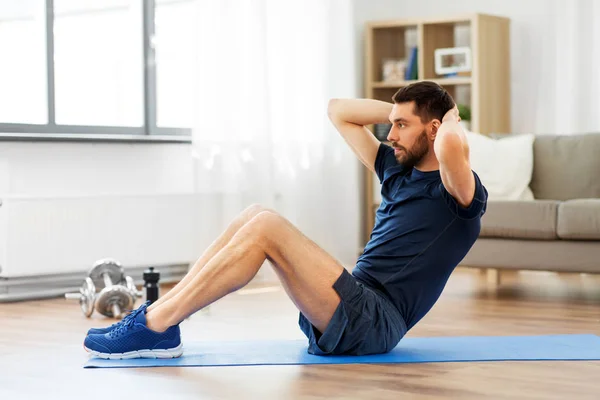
[298,268,407,356]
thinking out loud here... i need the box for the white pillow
[466,131,535,201]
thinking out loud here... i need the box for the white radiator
[0,193,212,279]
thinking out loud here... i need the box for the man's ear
[429,119,441,139]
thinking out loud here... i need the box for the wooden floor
[1,267,600,399]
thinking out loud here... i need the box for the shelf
[430,77,472,85]
[367,14,475,29]
[372,80,418,88]
[372,77,472,89]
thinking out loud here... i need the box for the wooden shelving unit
[371,77,472,89]
[362,13,511,245]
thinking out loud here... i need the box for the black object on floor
[143,267,160,304]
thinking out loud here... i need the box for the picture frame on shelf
[434,47,472,76]
[381,58,406,82]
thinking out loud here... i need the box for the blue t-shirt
[353,143,488,330]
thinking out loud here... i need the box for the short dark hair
[392,81,455,123]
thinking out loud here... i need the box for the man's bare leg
[145,210,345,334]
[147,204,268,312]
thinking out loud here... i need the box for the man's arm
[434,107,476,208]
[328,99,393,174]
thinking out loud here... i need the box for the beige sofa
[461,132,600,274]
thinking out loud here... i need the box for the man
[84,81,487,359]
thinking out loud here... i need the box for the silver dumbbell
[66,258,142,319]
[89,258,135,319]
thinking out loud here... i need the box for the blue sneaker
[87,301,150,336]
[84,311,182,359]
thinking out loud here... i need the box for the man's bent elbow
[327,98,341,120]
[435,127,469,163]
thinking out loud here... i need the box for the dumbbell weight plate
[65,277,95,318]
[80,277,96,317]
[88,258,125,290]
[95,285,134,319]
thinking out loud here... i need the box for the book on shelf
[404,47,418,81]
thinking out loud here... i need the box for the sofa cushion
[556,199,600,240]
[530,133,600,200]
[480,200,559,240]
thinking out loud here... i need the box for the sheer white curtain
[552,0,600,134]
[532,0,600,134]
[191,0,360,268]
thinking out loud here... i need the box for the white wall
[0,142,214,278]
[0,139,362,280]
[0,142,194,196]
[352,0,563,134]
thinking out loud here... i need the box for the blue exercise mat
[84,334,600,368]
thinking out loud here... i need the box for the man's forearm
[328,98,392,126]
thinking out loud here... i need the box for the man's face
[387,102,431,169]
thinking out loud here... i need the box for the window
[155,0,195,128]
[53,0,144,126]
[0,0,192,138]
[0,0,48,124]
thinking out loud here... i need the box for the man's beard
[391,130,429,169]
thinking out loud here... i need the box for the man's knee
[246,210,285,247]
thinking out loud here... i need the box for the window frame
[0,0,191,142]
